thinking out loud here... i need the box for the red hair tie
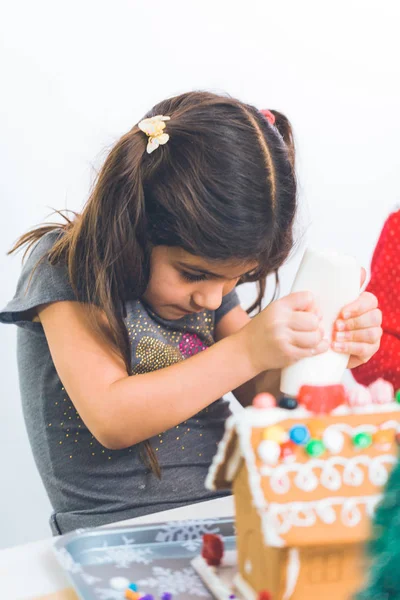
[260,109,276,125]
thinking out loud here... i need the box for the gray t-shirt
[0,231,240,534]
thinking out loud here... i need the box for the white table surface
[0,495,234,600]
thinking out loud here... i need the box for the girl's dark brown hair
[9,91,297,477]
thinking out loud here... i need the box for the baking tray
[53,517,236,600]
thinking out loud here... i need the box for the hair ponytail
[270,109,296,168]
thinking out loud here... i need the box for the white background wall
[1,0,399,549]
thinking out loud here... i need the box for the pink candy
[252,393,276,409]
[347,379,394,407]
[369,378,394,404]
[347,384,372,407]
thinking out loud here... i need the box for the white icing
[233,573,257,600]
[261,454,396,494]
[266,494,381,538]
[244,558,252,574]
[283,548,300,600]
[222,549,238,567]
[191,555,236,600]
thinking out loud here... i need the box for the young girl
[0,91,381,535]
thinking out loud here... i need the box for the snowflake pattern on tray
[155,519,220,552]
[94,536,153,568]
[54,517,236,600]
[138,566,209,597]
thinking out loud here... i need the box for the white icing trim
[225,443,243,482]
[205,415,237,490]
[233,573,257,600]
[283,548,300,600]
[191,555,236,600]
[264,494,381,540]
[260,454,396,494]
[324,420,400,437]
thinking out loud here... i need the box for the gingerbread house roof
[206,403,400,548]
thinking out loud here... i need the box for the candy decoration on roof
[396,389,400,403]
[253,393,276,409]
[347,385,372,407]
[298,384,347,414]
[280,440,296,461]
[263,425,287,444]
[202,533,224,567]
[305,439,326,458]
[277,396,298,410]
[258,440,281,465]
[369,379,394,404]
[373,429,394,449]
[289,424,310,445]
[323,428,345,453]
[353,432,373,449]
[161,594,173,600]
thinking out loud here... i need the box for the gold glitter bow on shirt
[138,114,171,154]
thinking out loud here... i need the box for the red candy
[298,384,347,414]
[258,591,272,600]
[202,534,224,566]
[279,440,296,460]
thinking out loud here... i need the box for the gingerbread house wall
[291,543,366,600]
[233,463,284,596]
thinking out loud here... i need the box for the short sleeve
[0,230,77,330]
[214,287,241,325]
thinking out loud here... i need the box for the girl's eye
[181,271,208,282]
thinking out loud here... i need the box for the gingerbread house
[205,382,400,600]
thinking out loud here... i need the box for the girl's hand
[332,291,382,369]
[242,292,329,373]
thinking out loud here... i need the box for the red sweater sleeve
[352,210,400,391]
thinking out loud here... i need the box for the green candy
[395,389,400,404]
[353,432,373,449]
[305,439,325,457]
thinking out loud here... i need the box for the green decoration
[305,439,325,457]
[395,389,400,404]
[353,432,373,449]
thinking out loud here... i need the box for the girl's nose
[192,285,224,312]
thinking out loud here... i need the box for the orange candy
[374,429,394,446]
[125,591,141,600]
[307,419,325,439]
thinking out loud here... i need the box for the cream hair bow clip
[138,115,170,154]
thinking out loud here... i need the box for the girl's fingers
[291,329,327,350]
[290,311,322,332]
[333,327,382,345]
[335,309,382,332]
[290,338,330,360]
[339,292,378,321]
[332,340,380,359]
